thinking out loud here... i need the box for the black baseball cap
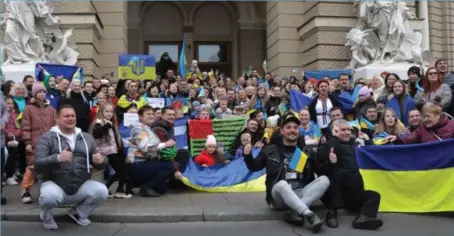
[281,112,300,126]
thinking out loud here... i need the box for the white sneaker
[21,189,32,204]
[114,192,132,199]
[5,177,18,185]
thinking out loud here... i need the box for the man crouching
[35,104,108,230]
[243,112,330,233]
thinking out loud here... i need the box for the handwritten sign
[123,113,139,126]
[147,98,165,108]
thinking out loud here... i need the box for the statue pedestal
[1,64,36,83]
[353,62,426,81]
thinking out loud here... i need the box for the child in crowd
[91,102,131,198]
[4,96,21,185]
[263,115,280,144]
[215,96,232,118]
[234,132,261,159]
[194,135,228,167]
[191,100,202,119]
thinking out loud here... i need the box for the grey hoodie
[35,126,107,195]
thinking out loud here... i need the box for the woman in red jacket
[194,135,228,167]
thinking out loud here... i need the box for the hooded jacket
[35,126,107,195]
[396,114,454,144]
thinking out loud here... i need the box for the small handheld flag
[289,148,308,173]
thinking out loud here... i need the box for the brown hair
[90,102,122,148]
[374,108,405,136]
[422,67,442,93]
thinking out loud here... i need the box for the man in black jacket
[244,113,329,233]
[317,119,383,230]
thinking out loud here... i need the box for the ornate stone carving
[1,0,79,66]
[348,0,430,69]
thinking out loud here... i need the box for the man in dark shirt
[244,113,329,233]
[318,119,383,230]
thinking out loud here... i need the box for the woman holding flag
[308,80,340,136]
[373,108,407,145]
[385,80,415,126]
[298,109,322,146]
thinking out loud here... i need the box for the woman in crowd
[90,92,107,123]
[4,96,21,185]
[128,105,180,197]
[373,108,406,145]
[416,67,452,110]
[371,75,385,101]
[377,73,400,101]
[20,83,57,204]
[62,79,91,132]
[108,86,119,105]
[298,108,322,146]
[386,80,415,126]
[308,80,340,135]
[388,102,454,144]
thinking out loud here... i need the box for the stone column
[266,1,304,77]
[94,1,128,81]
[428,1,454,71]
[54,1,102,81]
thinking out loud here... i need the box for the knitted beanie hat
[358,86,372,97]
[32,83,47,98]
[206,135,216,146]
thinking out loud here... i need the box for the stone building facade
[4,1,454,80]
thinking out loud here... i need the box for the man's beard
[284,133,298,143]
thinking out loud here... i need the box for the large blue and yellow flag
[290,90,313,117]
[356,139,454,213]
[118,54,156,80]
[181,149,265,192]
[178,35,187,78]
[35,63,83,82]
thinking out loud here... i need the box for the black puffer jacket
[244,143,319,205]
[35,128,107,195]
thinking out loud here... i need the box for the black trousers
[322,170,380,218]
[1,148,5,197]
[17,141,26,174]
[106,153,132,193]
[5,146,18,178]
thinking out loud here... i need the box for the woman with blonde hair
[248,84,269,111]
[9,83,29,113]
[373,108,406,145]
[371,75,385,101]
[61,79,91,132]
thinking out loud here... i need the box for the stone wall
[428,1,454,71]
[54,1,128,81]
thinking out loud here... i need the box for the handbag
[7,134,19,148]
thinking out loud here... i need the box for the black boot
[139,187,161,197]
[282,210,304,226]
[352,214,383,230]
[325,210,339,228]
[304,212,323,233]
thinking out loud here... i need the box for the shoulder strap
[431,131,443,141]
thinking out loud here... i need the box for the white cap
[206,135,217,146]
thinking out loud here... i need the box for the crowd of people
[1,57,454,232]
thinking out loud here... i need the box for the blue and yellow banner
[181,149,265,192]
[35,63,83,82]
[118,54,156,80]
[289,90,313,116]
[356,139,454,213]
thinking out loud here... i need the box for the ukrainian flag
[356,139,454,213]
[360,117,375,131]
[118,54,156,80]
[181,149,265,192]
[289,147,308,173]
[289,90,313,117]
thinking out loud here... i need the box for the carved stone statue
[349,0,429,68]
[345,28,379,69]
[2,0,78,66]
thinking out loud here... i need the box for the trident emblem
[129,57,145,76]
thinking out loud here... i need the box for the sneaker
[352,214,383,230]
[5,177,18,185]
[40,210,58,230]
[21,189,32,204]
[304,212,323,233]
[67,210,91,226]
[114,192,132,199]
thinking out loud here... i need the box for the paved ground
[3,216,454,236]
